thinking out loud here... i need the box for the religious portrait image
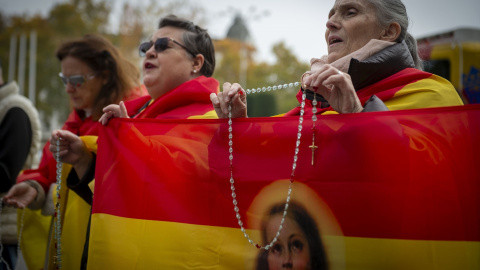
[246,180,346,270]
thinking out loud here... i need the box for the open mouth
[144,62,157,69]
[329,36,343,45]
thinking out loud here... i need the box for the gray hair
[367,0,423,70]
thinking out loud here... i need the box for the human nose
[65,82,76,93]
[281,251,293,269]
[326,14,340,31]
[145,43,156,59]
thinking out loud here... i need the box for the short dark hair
[159,15,215,77]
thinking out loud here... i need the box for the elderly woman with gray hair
[211,0,463,118]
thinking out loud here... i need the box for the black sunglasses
[139,37,196,58]
[58,72,96,87]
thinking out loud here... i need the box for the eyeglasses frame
[139,37,197,58]
[58,72,96,88]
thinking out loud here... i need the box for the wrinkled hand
[210,82,247,119]
[302,64,363,114]
[99,101,129,126]
[49,129,92,167]
[2,182,37,209]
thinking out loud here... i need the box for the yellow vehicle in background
[417,28,480,104]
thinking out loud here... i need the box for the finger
[99,114,108,125]
[217,92,229,115]
[17,201,26,209]
[228,83,243,99]
[103,104,119,113]
[210,93,225,118]
[322,71,347,89]
[232,90,246,106]
[119,101,129,118]
[235,87,245,99]
[301,71,312,88]
[49,133,66,146]
[52,129,73,143]
[50,130,61,142]
[311,71,328,88]
[59,148,69,157]
[101,113,113,126]
[210,93,220,108]
[4,199,22,209]
[3,199,15,207]
[222,82,232,103]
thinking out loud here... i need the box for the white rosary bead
[245,82,300,95]
[228,88,306,250]
[55,138,63,269]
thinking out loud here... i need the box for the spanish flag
[89,104,480,269]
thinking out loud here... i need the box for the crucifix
[309,129,318,165]
[309,92,319,166]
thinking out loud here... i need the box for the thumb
[119,101,129,118]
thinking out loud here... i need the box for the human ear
[380,22,401,42]
[192,54,205,75]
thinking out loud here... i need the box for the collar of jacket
[348,40,416,91]
[302,41,415,103]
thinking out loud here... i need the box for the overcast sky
[1,0,479,63]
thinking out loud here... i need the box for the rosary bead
[227,85,311,250]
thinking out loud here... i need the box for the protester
[255,201,327,270]
[3,34,145,270]
[211,0,463,118]
[47,15,217,269]
[0,58,41,270]
[51,14,217,202]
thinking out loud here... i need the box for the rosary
[228,82,319,249]
[54,138,63,269]
[0,203,25,270]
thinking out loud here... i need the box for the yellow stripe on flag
[88,213,260,269]
[89,214,479,269]
[344,236,480,270]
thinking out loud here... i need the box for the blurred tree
[115,3,144,65]
[214,38,309,117]
[268,42,310,114]
[72,0,111,34]
[0,0,309,132]
[0,0,112,134]
[213,38,256,85]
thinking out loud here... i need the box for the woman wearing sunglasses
[33,15,217,269]
[99,14,217,122]
[3,34,146,269]
[49,14,217,191]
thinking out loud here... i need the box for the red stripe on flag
[94,105,480,242]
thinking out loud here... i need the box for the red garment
[17,86,147,192]
[124,76,219,119]
[285,68,433,116]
